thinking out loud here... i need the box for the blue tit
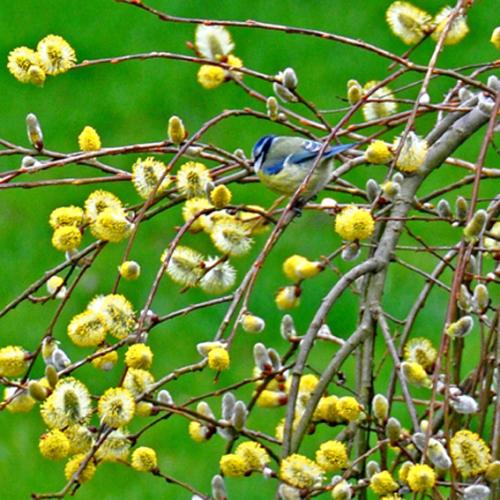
[252,135,353,199]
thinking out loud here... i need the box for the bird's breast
[258,160,333,197]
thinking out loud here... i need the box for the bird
[252,135,353,200]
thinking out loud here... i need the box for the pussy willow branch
[386,248,459,410]
[0,241,104,319]
[115,0,492,93]
[423,90,500,458]
[390,0,465,172]
[374,309,419,429]
[286,97,493,456]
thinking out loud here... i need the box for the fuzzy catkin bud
[118,260,141,281]
[253,343,272,371]
[241,313,265,334]
[197,401,215,420]
[45,364,59,388]
[341,242,361,262]
[385,417,401,443]
[472,284,489,313]
[266,96,279,120]
[282,67,298,90]
[429,446,452,470]
[458,285,472,312]
[26,113,43,151]
[450,394,478,414]
[366,461,380,478]
[347,82,363,105]
[211,475,227,500]
[446,316,473,338]
[437,199,452,218]
[52,348,71,370]
[419,92,430,105]
[455,196,468,220]
[157,389,173,405]
[167,116,186,144]
[267,348,281,370]
[273,82,298,103]
[381,180,400,199]
[366,179,380,202]
[231,401,247,431]
[221,392,235,421]
[22,156,38,170]
[462,484,490,500]
[485,460,500,482]
[372,394,389,422]
[458,87,474,102]
[331,479,352,500]
[465,255,478,277]
[280,314,296,341]
[464,210,487,242]
[491,27,500,49]
[28,380,48,401]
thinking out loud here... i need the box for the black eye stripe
[252,135,275,159]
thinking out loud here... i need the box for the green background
[0,1,497,498]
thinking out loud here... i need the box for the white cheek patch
[253,155,263,174]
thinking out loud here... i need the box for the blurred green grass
[0,0,498,498]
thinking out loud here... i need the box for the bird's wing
[261,159,287,175]
[288,142,354,165]
[260,141,354,176]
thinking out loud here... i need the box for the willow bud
[385,417,401,443]
[458,87,474,102]
[197,401,215,420]
[366,179,380,202]
[372,394,389,422]
[282,67,298,90]
[21,155,39,170]
[241,313,266,333]
[26,113,43,151]
[366,460,380,478]
[253,343,272,371]
[331,479,352,500]
[221,392,236,421]
[437,199,452,218]
[267,348,281,371]
[52,348,71,370]
[426,438,452,470]
[472,284,489,313]
[266,96,279,120]
[462,485,491,500]
[28,380,48,401]
[450,394,478,414]
[455,196,468,220]
[348,82,363,105]
[464,209,487,242]
[392,172,404,184]
[167,116,186,144]
[458,284,472,312]
[211,475,227,500]
[157,389,174,405]
[273,82,298,103]
[280,314,297,341]
[231,401,247,431]
[45,364,59,389]
[446,316,473,338]
[485,460,500,482]
[342,242,361,261]
[231,149,245,161]
[381,180,400,199]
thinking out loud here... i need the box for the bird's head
[252,135,275,173]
